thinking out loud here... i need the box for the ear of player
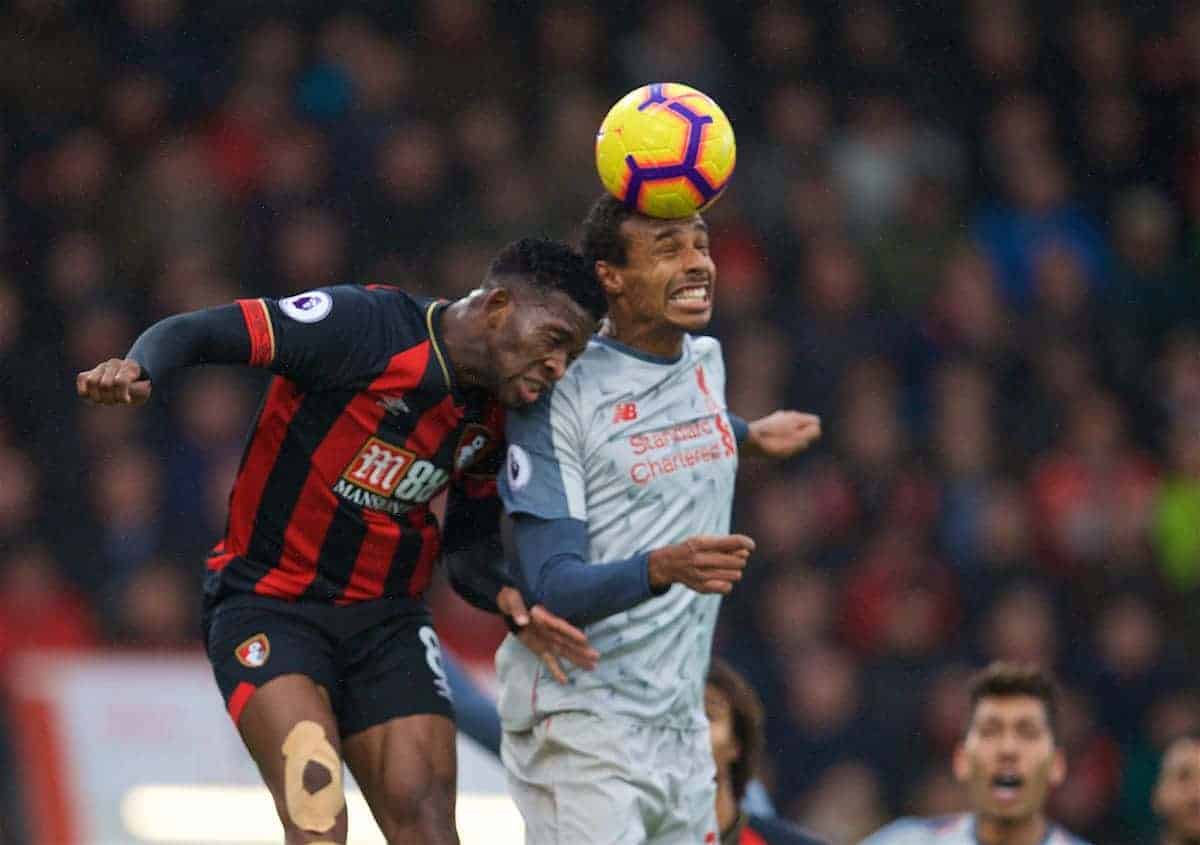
[596,82,737,219]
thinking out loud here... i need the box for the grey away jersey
[495,334,739,730]
[860,815,1092,845]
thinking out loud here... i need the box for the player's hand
[76,358,152,406]
[647,534,755,595]
[743,411,821,459]
[497,586,599,684]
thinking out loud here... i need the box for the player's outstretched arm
[76,304,252,406]
[737,410,821,460]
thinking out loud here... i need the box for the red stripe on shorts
[227,681,257,725]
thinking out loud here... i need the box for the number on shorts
[419,625,453,701]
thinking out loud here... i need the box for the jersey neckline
[425,300,462,400]
[593,333,687,365]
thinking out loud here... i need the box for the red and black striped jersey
[205,285,505,605]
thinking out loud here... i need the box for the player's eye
[1016,722,1042,740]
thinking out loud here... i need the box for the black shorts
[202,592,455,736]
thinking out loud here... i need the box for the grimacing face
[1154,739,1200,839]
[484,283,594,407]
[952,695,1066,823]
[611,214,716,333]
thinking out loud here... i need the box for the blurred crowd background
[1,0,1199,843]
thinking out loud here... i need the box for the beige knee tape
[281,720,344,834]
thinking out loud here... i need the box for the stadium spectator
[1150,735,1200,845]
[860,661,1091,845]
[707,657,830,844]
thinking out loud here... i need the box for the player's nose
[995,733,1021,758]
[682,246,714,276]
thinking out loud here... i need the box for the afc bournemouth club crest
[454,424,495,473]
[235,634,270,668]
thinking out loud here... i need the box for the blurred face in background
[954,695,1066,824]
[705,682,738,774]
[1154,738,1200,840]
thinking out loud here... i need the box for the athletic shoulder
[689,334,727,382]
[690,333,724,358]
[345,284,433,344]
[259,284,436,390]
[545,337,612,403]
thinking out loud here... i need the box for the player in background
[76,238,603,845]
[860,662,1091,845]
[496,194,822,844]
[707,657,830,845]
[1151,734,1200,845]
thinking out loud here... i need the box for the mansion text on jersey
[332,479,418,515]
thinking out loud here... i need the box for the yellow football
[595,82,736,219]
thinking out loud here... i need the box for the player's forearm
[444,536,510,614]
[535,551,653,626]
[443,493,511,613]
[127,304,252,384]
[513,515,656,627]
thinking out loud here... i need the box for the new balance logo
[613,402,638,422]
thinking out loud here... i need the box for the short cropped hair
[707,657,766,803]
[487,237,606,321]
[581,194,637,269]
[966,661,1059,739]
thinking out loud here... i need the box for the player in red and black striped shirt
[76,238,604,845]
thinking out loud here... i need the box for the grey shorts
[503,711,717,845]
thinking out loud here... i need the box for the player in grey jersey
[860,662,1091,845]
[496,194,821,845]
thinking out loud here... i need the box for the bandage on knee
[281,720,345,833]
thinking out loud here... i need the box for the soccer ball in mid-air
[595,82,736,219]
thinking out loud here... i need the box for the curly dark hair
[707,657,766,804]
[486,236,606,321]
[580,193,637,270]
[966,661,1060,739]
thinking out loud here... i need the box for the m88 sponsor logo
[334,436,449,515]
